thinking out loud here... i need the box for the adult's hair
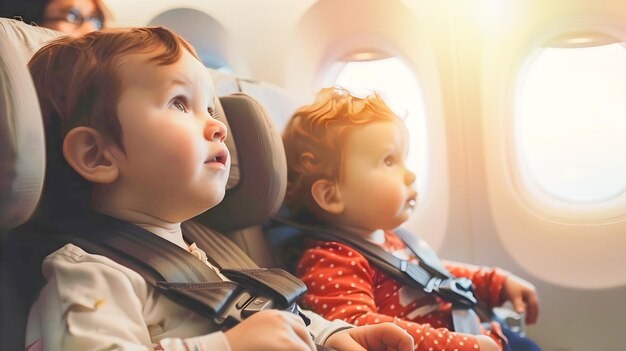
[28,26,198,220]
[282,87,399,219]
[0,0,110,28]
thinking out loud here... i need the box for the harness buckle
[214,291,308,328]
[431,277,477,308]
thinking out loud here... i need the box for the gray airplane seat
[0,17,63,351]
[209,68,299,133]
[192,91,288,270]
[0,18,61,232]
[0,17,289,349]
[205,69,303,269]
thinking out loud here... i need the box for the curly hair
[283,87,399,218]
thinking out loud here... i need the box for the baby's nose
[205,118,227,142]
[405,169,416,185]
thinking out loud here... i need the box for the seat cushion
[0,18,61,230]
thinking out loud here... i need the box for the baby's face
[334,120,417,231]
[109,49,230,222]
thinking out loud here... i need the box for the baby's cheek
[160,148,193,172]
[149,144,197,181]
[159,134,198,164]
[377,186,406,212]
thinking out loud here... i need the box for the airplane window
[198,52,233,73]
[331,57,428,194]
[148,8,234,74]
[516,43,626,203]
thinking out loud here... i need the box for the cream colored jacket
[25,243,349,351]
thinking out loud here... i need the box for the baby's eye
[384,156,395,167]
[169,96,189,113]
[208,106,219,119]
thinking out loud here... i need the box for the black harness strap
[64,235,239,320]
[393,228,450,277]
[183,221,259,268]
[50,215,241,320]
[272,217,483,334]
[46,214,307,328]
[183,221,308,309]
[31,214,336,350]
[273,217,477,308]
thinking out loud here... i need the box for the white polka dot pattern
[296,231,508,351]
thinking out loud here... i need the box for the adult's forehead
[45,0,97,13]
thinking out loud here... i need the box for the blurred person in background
[0,0,109,36]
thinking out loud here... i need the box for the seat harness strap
[47,214,308,329]
[272,217,483,334]
[182,221,307,308]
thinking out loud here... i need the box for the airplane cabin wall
[104,1,626,350]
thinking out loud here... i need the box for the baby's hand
[224,310,315,351]
[502,275,539,324]
[325,323,414,351]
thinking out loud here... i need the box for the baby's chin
[181,192,226,219]
[381,216,410,231]
[365,208,412,230]
[202,194,226,211]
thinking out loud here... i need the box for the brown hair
[30,26,197,147]
[282,87,399,218]
[29,26,198,219]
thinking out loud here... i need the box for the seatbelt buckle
[214,291,309,328]
[493,306,526,336]
[434,277,478,308]
[213,291,273,327]
[295,304,312,326]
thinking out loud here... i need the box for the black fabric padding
[195,93,287,232]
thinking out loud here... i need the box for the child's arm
[300,313,415,351]
[217,302,417,351]
[443,260,539,323]
[321,322,496,351]
[324,322,414,351]
[223,310,317,351]
[443,260,509,309]
[499,274,540,324]
[297,242,494,351]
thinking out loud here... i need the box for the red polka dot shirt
[296,231,509,351]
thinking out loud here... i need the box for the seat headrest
[208,69,299,132]
[0,18,61,231]
[0,18,286,232]
[194,93,287,232]
[0,18,63,63]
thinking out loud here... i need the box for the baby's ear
[63,126,119,184]
[311,179,344,214]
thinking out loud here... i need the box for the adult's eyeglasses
[44,8,103,30]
